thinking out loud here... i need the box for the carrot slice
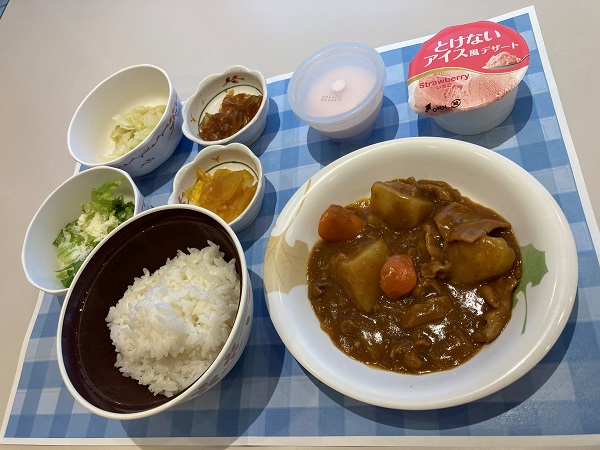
[380,254,418,300]
[318,204,364,242]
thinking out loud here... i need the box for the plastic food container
[288,42,386,143]
[407,21,529,135]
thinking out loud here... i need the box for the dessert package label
[407,21,529,115]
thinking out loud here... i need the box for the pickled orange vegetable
[184,167,257,223]
[198,90,263,141]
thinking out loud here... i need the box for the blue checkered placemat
[4,8,600,445]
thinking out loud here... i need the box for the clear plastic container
[287,42,386,143]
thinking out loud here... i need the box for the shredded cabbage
[53,179,135,288]
[103,104,166,161]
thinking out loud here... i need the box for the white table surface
[1,1,599,449]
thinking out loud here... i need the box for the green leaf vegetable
[52,179,135,288]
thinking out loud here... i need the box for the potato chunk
[331,239,392,313]
[445,236,516,285]
[369,181,434,230]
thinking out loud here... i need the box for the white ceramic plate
[263,137,578,410]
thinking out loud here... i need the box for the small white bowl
[22,166,144,296]
[182,66,269,147]
[168,143,264,232]
[68,64,183,177]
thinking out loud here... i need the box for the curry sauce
[307,178,522,374]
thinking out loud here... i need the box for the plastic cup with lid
[407,21,529,135]
[287,42,386,143]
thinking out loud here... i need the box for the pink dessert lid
[407,21,529,115]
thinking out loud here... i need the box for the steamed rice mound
[105,241,240,397]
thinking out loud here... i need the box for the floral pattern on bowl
[117,97,183,175]
[182,65,269,147]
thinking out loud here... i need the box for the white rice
[105,241,240,397]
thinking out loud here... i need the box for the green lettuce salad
[53,179,135,288]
